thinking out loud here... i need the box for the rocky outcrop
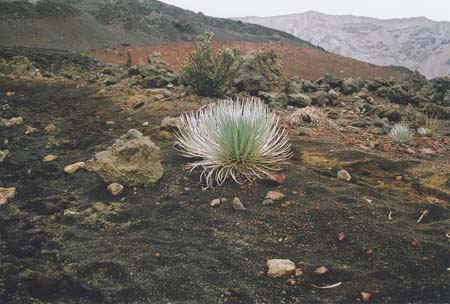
[235,49,286,95]
[93,129,163,187]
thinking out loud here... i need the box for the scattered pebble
[314,266,329,275]
[265,191,286,201]
[44,124,56,132]
[106,120,115,125]
[361,292,371,302]
[142,121,149,127]
[337,169,352,181]
[264,173,286,185]
[9,117,23,125]
[0,187,17,206]
[107,183,124,196]
[232,197,246,210]
[210,198,227,207]
[262,199,274,206]
[64,162,86,174]
[0,150,9,163]
[266,259,296,278]
[25,125,37,135]
[43,154,58,162]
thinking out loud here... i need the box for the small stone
[64,162,86,174]
[25,125,37,135]
[210,198,226,207]
[9,117,23,125]
[63,209,80,216]
[337,169,352,181]
[266,259,296,278]
[43,154,58,162]
[281,201,293,208]
[232,197,246,210]
[265,191,285,201]
[0,187,17,206]
[160,116,178,131]
[338,231,346,241]
[262,199,274,206]
[295,268,303,277]
[314,266,329,275]
[0,150,9,162]
[142,122,149,127]
[44,124,56,132]
[361,292,371,302]
[107,183,124,196]
[264,173,286,185]
[5,91,15,96]
[106,120,115,125]
[132,99,145,110]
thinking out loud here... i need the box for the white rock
[64,162,86,174]
[0,187,17,206]
[337,169,352,181]
[0,150,9,162]
[25,125,37,135]
[267,259,296,278]
[265,191,286,201]
[232,197,246,210]
[107,183,124,196]
[43,154,58,162]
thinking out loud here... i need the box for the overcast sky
[162,0,450,22]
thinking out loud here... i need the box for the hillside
[88,41,410,81]
[233,11,450,79]
[0,0,317,50]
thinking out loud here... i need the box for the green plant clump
[390,123,413,145]
[175,98,292,189]
[180,32,242,97]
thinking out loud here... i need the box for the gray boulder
[288,93,312,107]
[311,90,330,106]
[341,77,361,95]
[93,129,163,187]
[286,76,303,95]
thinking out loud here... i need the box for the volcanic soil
[0,79,449,304]
[87,41,409,81]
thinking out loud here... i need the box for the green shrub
[181,32,242,97]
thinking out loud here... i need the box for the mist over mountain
[234,11,450,78]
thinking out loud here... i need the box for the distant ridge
[233,11,450,78]
[0,0,318,51]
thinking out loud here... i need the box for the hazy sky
[162,0,450,21]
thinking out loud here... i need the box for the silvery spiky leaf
[417,127,429,136]
[175,98,292,189]
[390,123,413,145]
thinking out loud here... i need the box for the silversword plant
[390,123,413,145]
[176,98,292,188]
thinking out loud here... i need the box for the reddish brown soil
[87,41,408,81]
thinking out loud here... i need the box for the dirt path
[0,79,449,303]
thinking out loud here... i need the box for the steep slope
[88,41,409,80]
[0,0,317,50]
[234,11,450,78]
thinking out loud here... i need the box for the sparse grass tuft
[286,106,329,127]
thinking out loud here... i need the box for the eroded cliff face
[235,11,450,79]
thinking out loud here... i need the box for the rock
[10,117,24,125]
[262,199,274,206]
[0,187,17,206]
[327,89,340,105]
[311,90,330,106]
[0,150,9,162]
[314,266,329,275]
[267,259,296,278]
[232,197,246,210]
[160,116,178,131]
[387,85,413,104]
[43,154,58,162]
[296,127,314,137]
[44,124,56,132]
[264,173,286,185]
[107,183,124,196]
[64,162,86,174]
[337,169,352,181]
[106,120,115,126]
[142,122,149,127]
[288,93,312,107]
[132,99,145,110]
[265,191,286,201]
[235,49,286,95]
[286,76,303,95]
[210,198,227,207]
[341,77,361,95]
[25,125,37,135]
[93,129,163,187]
[361,292,371,302]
